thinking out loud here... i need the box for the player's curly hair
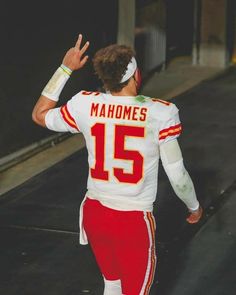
[93,44,135,92]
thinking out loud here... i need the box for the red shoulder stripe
[152,98,171,106]
[60,104,79,131]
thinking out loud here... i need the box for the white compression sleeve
[41,65,72,101]
[103,278,122,295]
[160,139,199,211]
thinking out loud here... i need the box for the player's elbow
[32,108,46,127]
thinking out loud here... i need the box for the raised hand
[62,34,90,71]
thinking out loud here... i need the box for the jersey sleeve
[158,103,182,145]
[45,96,80,133]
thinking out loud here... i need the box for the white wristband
[41,64,72,102]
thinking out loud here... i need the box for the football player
[32,34,203,295]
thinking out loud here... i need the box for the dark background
[0,0,118,158]
[166,0,194,61]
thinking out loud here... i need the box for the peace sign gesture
[62,34,90,71]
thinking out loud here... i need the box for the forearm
[160,140,199,211]
[165,160,199,211]
[32,65,72,127]
[32,34,89,128]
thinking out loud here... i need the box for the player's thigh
[115,212,156,295]
[83,198,119,280]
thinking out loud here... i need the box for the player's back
[67,91,181,211]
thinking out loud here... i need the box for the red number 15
[91,123,145,184]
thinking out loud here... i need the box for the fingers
[66,34,89,70]
[80,41,90,55]
[75,34,82,50]
[80,55,89,67]
[75,34,90,55]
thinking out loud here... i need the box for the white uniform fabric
[45,91,182,213]
[103,278,122,295]
[160,140,199,211]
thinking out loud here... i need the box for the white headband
[120,57,137,83]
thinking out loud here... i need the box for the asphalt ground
[0,67,236,294]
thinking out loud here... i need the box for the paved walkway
[142,56,222,99]
[166,185,236,295]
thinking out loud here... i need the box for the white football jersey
[45,91,182,211]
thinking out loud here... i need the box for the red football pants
[83,198,156,295]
